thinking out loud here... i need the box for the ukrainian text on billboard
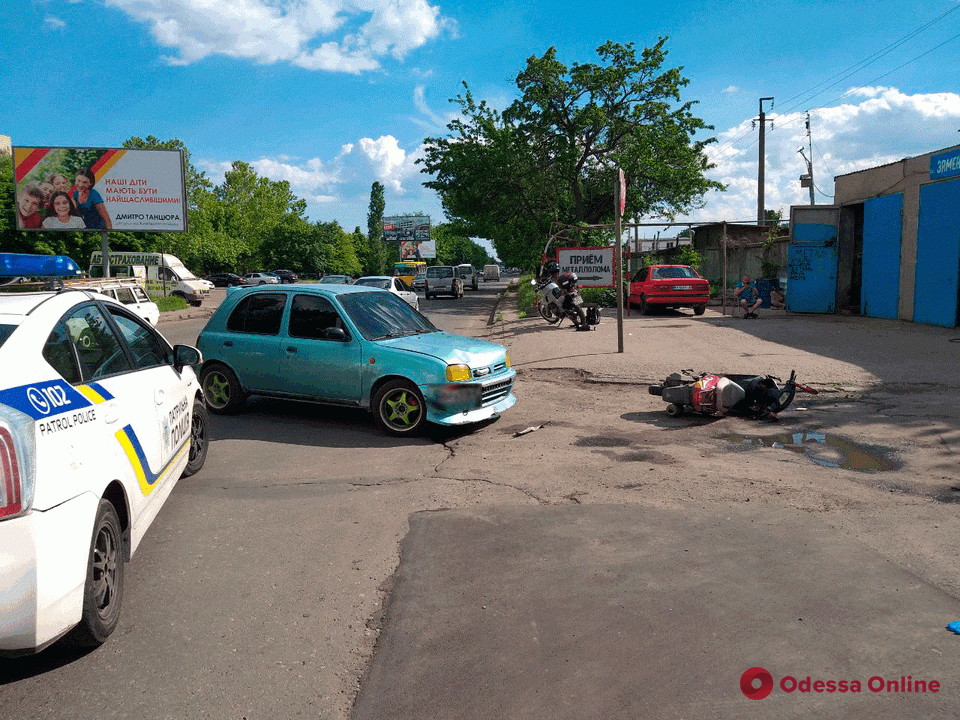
[13,147,188,233]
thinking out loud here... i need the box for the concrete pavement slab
[353,503,959,719]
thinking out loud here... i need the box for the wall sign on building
[557,247,615,288]
[930,147,960,181]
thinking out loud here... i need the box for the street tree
[420,39,723,269]
[363,181,387,275]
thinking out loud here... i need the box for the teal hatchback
[196,284,516,435]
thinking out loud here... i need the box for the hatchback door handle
[223,341,233,347]
[287,347,297,353]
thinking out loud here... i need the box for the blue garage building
[791,143,960,327]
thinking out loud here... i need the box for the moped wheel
[538,299,561,324]
[770,385,797,413]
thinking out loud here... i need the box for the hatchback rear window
[227,293,287,335]
[427,267,452,278]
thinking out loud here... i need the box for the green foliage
[150,293,189,312]
[675,244,704,269]
[760,208,785,278]
[432,223,494,267]
[420,39,723,270]
[516,273,538,310]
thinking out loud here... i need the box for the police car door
[105,306,191,506]
[69,302,184,532]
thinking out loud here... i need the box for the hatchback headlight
[446,364,472,382]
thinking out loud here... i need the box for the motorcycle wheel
[538,299,561,324]
[666,403,684,417]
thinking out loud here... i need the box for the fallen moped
[649,369,817,419]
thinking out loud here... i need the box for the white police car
[0,254,208,654]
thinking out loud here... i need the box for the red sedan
[629,264,710,316]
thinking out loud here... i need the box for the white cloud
[104,0,450,72]
[44,15,66,30]
[722,85,739,94]
[356,135,422,191]
[684,87,960,225]
[197,134,436,228]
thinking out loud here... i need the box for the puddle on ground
[721,431,900,472]
[575,436,632,448]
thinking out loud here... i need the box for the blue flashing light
[0,253,83,278]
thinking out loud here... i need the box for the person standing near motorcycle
[735,275,763,318]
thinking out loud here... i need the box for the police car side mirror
[173,344,202,371]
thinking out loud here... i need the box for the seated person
[734,275,762,318]
[770,286,786,310]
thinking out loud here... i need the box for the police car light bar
[0,253,83,278]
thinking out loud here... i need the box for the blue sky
[4,0,960,253]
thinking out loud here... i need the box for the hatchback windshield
[339,291,437,340]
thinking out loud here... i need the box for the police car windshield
[0,324,16,347]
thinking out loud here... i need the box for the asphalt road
[0,279,516,720]
[4,278,959,720]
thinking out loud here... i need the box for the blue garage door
[914,178,960,327]
[788,206,839,313]
[861,193,903,319]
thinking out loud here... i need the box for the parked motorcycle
[648,369,817,419]
[533,264,600,330]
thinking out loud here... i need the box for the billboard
[557,246,616,288]
[13,146,188,232]
[383,214,435,259]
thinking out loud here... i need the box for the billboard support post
[100,231,110,279]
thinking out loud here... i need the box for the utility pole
[756,97,774,224]
[798,112,816,205]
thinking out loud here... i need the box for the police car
[0,254,208,654]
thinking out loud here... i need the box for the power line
[709,7,960,169]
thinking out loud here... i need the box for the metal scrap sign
[557,246,615,288]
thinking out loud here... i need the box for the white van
[90,252,209,306]
[483,264,501,282]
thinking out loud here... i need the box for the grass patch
[151,293,189,312]
[517,273,537,310]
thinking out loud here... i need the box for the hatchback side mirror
[324,327,348,341]
[173,344,202,371]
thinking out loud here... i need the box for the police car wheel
[182,399,209,478]
[201,364,246,414]
[74,500,125,647]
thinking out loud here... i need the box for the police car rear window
[0,324,15,347]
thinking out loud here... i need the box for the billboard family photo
[13,147,188,233]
